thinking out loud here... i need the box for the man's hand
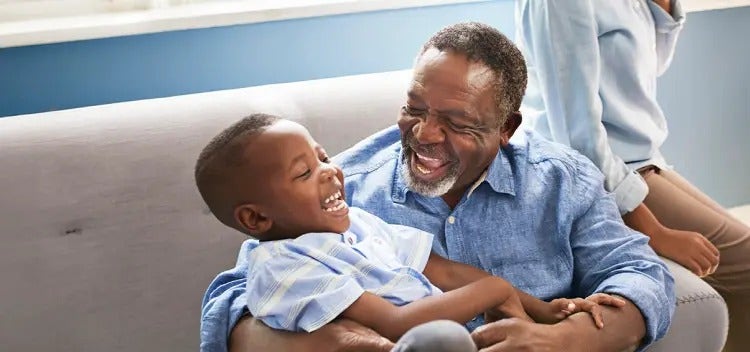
[325,319,395,352]
[649,227,719,277]
[471,318,567,352]
[472,295,645,352]
[229,316,393,352]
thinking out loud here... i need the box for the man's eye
[402,106,426,116]
[448,119,481,132]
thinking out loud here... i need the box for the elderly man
[201,23,677,352]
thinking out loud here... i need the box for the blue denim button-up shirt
[200,126,675,352]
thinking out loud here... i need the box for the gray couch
[0,70,730,351]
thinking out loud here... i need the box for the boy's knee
[392,320,477,352]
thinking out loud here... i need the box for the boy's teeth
[324,201,346,212]
[324,191,342,204]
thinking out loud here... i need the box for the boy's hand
[485,292,533,323]
[547,293,627,328]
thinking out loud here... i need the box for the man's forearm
[229,315,325,352]
[556,296,645,351]
[229,315,394,352]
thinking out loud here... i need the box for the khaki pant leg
[641,169,750,352]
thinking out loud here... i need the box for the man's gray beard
[400,151,459,197]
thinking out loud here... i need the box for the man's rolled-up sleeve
[569,160,675,350]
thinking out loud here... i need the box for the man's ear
[234,204,273,235]
[500,111,522,145]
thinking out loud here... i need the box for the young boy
[195,113,624,351]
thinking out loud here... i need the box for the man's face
[240,120,350,239]
[398,48,508,199]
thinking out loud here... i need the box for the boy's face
[236,120,350,239]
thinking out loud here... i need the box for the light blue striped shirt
[516,0,685,213]
[245,207,439,332]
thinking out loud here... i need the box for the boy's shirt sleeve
[351,207,434,272]
[245,241,365,333]
[385,224,434,272]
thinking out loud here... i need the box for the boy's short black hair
[194,113,280,229]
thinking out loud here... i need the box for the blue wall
[656,6,750,208]
[0,1,513,117]
[0,2,748,206]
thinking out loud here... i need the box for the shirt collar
[391,146,516,203]
[392,151,409,204]
[484,146,516,196]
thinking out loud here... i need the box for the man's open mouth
[411,151,451,179]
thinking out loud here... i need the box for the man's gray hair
[420,22,528,127]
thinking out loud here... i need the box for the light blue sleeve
[245,242,365,333]
[519,0,648,214]
[384,224,434,272]
[352,208,434,272]
[569,160,675,350]
[648,0,686,75]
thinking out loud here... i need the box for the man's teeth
[416,153,441,162]
[415,153,445,170]
[323,191,342,204]
[415,163,432,174]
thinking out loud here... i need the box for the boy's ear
[234,204,273,235]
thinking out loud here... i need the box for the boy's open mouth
[321,190,348,214]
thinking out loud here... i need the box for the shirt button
[447,216,456,224]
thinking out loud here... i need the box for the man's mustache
[403,134,456,162]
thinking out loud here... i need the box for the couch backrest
[0,70,412,351]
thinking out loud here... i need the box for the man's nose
[413,115,445,145]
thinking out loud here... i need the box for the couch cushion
[0,70,411,351]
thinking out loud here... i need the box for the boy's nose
[319,163,337,180]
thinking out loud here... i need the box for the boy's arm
[340,275,514,342]
[422,252,552,322]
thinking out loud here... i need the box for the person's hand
[485,292,533,324]
[534,294,626,328]
[325,319,395,352]
[650,227,720,277]
[471,318,566,352]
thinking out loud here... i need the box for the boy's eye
[296,169,312,179]
[320,155,331,163]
